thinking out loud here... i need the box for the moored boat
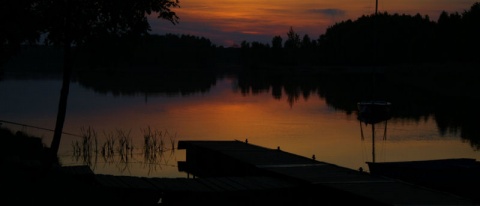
[367,158,480,202]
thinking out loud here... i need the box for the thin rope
[0,119,82,137]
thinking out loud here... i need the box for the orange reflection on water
[16,78,480,178]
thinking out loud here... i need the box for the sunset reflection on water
[2,76,478,178]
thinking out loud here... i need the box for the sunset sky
[147,0,478,47]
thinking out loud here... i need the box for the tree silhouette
[301,34,312,49]
[50,0,179,157]
[284,26,300,49]
[271,35,283,49]
[0,0,43,69]
[461,2,480,63]
[1,0,180,157]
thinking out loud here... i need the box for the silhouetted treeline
[3,2,479,73]
[75,69,217,97]
[2,33,218,73]
[74,33,217,71]
[238,2,480,69]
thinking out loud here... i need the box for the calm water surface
[1,75,479,178]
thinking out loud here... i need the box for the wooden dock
[61,140,479,205]
[176,140,477,205]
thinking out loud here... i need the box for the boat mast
[370,0,381,163]
[372,123,376,163]
[371,0,378,101]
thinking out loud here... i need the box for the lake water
[1,72,479,178]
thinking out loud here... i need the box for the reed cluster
[71,126,177,173]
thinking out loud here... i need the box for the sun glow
[149,0,478,46]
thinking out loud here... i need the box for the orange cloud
[149,0,479,46]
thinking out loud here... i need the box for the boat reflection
[357,100,391,164]
[357,100,391,125]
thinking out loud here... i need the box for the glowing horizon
[148,0,478,47]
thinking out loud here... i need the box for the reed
[116,129,133,163]
[71,126,98,166]
[71,126,177,175]
[169,131,176,154]
[141,127,177,174]
[101,130,116,163]
[142,126,160,165]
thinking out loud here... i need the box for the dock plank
[148,178,192,192]
[116,176,158,190]
[195,177,240,191]
[165,178,215,192]
[225,176,275,190]
[245,176,297,189]
[194,178,228,192]
[95,174,131,189]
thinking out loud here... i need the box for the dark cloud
[261,8,291,14]
[309,8,346,17]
